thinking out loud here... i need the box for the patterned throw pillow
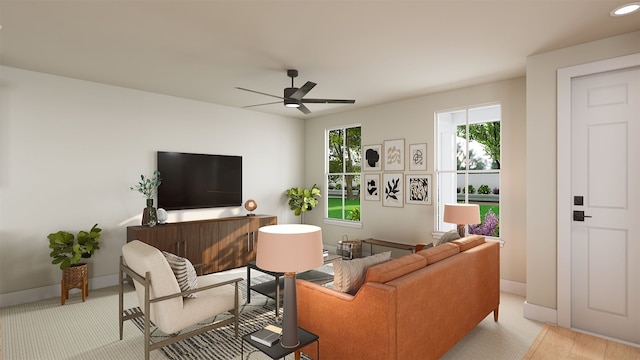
[162,251,198,298]
[333,251,391,295]
[434,229,460,246]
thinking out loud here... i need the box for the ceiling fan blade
[301,98,356,104]
[290,81,317,100]
[298,104,311,114]
[235,87,283,100]
[242,101,281,108]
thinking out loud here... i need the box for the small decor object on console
[143,199,157,227]
[130,170,162,227]
[157,208,168,224]
[244,199,258,216]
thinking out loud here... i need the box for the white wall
[525,31,640,312]
[0,66,303,306]
[303,77,527,286]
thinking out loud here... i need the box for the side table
[241,326,319,360]
[246,261,285,318]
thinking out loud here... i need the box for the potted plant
[48,223,102,304]
[48,223,102,269]
[285,184,321,222]
[130,170,162,226]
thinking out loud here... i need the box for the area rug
[127,273,321,360]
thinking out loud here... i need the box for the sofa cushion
[162,251,198,298]
[333,251,391,294]
[451,235,485,251]
[434,229,460,246]
[416,242,460,265]
[365,254,427,284]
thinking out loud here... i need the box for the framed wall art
[364,174,380,201]
[409,143,427,171]
[382,173,403,207]
[384,139,404,171]
[405,174,431,205]
[363,144,382,171]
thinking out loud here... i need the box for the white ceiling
[1,1,639,119]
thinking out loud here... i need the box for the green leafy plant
[285,184,321,216]
[347,207,361,221]
[478,184,491,194]
[48,224,103,270]
[462,184,476,194]
[130,170,162,199]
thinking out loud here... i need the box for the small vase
[142,199,157,227]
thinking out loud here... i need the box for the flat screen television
[157,151,242,210]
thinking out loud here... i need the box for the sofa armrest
[296,279,397,360]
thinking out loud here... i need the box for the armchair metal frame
[119,256,241,360]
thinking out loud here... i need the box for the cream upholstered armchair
[119,240,241,360]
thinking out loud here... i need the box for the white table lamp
[256,224,323,348]
[443,204,481,237]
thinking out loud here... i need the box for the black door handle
[573,210,592,221]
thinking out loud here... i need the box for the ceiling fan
[235,69,355,114]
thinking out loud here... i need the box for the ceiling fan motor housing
[284,87,300,107]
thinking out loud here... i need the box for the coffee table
[247,254,340,319]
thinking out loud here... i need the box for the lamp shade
[256,224,324,273]
[443,204,481,225]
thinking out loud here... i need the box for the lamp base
[457,224,466,238]
[281,272,300,348]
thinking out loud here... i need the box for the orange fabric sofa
[297,235,500,360]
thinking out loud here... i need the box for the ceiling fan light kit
[236,69,355,114]
[283,88,300,108]
[611,2,640,16]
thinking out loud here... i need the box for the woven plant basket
[61,263,88,305]
[337,235,362,259]
[63,263,88,288]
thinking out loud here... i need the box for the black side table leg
[247,265,251,304]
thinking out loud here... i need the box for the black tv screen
[157,151,242,210]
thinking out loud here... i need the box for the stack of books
[250,324,282,347]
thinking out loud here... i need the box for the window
[436,104,501,238]
[326,125,361,223]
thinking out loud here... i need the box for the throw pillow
[434,229,460,246]
[162,251,198,298]
[333,251,391,295]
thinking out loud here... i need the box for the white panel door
[571,66,640,344]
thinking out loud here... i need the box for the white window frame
[435,103,501,240]
[324,124,362,228]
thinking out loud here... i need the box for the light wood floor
[524,324,640,360]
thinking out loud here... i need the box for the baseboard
[523,301,558,325]
[500,279,526,296]
[0,273,119,308]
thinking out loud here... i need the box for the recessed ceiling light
[611,2,640,16]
